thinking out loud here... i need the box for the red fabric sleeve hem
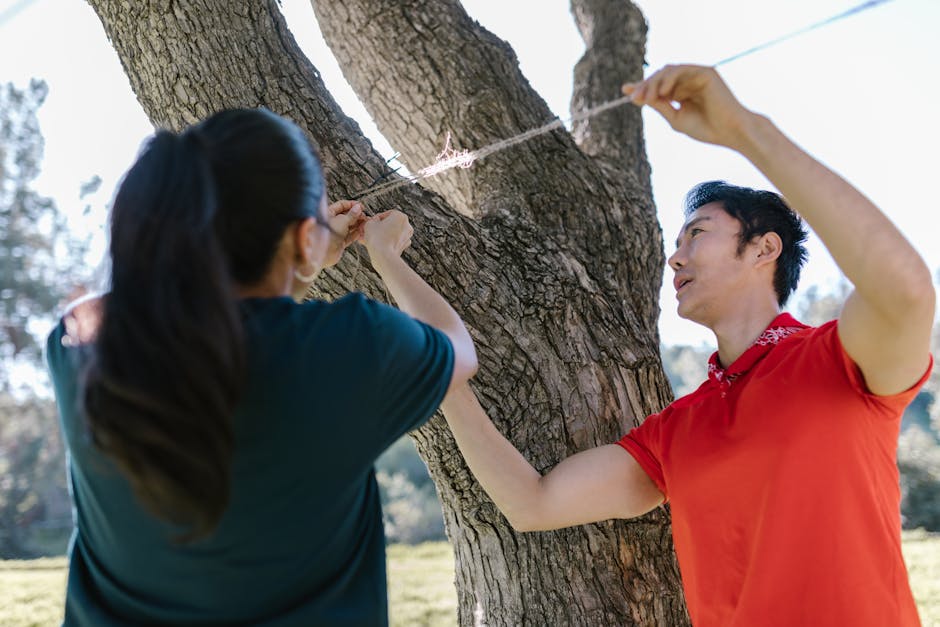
[829,321,934,412]
[616,436,668,502]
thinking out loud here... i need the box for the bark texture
[86,0,689,624]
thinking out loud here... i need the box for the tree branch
[311,0,593,218]
[570,0,651,191]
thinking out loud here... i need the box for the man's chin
[676,301,691,320]
[676,302,707,327]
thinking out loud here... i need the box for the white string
[350,0,896,202]
[352,95,633,201]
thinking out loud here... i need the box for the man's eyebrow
[675,215,712,248]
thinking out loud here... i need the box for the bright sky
[2,0,938,348]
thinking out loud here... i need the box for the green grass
[0,557,67,627]
[905,529,940,626]
[2,533,937,627]
[387,542,457,626]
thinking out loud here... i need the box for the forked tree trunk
[86,0,689,624]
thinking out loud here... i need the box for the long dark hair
[85,109,325,540]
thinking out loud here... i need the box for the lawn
[2,532,937,626]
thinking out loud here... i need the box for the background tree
[898,318,940,532]
[376,438,447,544]
[0,393,69,558]
[0,80,88,558]
[0,80,61,377]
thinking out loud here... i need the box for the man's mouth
[676,278,693,293]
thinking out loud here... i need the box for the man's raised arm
[626,64,934,395]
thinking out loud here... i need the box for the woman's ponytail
[84,108,325,541]
[85,128,245,540]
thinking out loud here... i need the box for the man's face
[668,203,758,327]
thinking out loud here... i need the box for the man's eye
[690,228,703,237]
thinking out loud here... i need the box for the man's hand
[322,200,366,267]
[623,64,755,151]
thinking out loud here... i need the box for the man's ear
[754,232,783,268]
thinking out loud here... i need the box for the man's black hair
[685,181,809,306]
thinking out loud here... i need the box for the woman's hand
[363,210,414,265]
[322,200,366,267]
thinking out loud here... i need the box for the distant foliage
[660,343,711,398]
[0,393,71,558]
[0,80,88,378]
[0,80,86,557]
[902,321,940,530]
[376,438,446,544]
[795,282,850,327]
[898,426,940,531]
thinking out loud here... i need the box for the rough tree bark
[86,0,689,624]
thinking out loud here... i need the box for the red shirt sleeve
[822,320,934,414]
[616,412,668,500]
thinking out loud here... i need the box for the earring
[294,265,319,283]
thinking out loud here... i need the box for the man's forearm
[440,384,544,530]
[441,384,665,530]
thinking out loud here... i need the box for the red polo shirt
[619,313,931,626]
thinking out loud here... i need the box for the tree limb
[570,0,651,192]
[312,0,594,218]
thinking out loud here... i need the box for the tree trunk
[86,0,689,624]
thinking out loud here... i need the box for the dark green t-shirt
[46,293,454,626]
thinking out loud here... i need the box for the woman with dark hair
[46,108,477,626]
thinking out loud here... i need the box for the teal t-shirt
[46,293,454,626]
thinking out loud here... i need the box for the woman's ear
[755,231,783,267]
[292,217,318,266]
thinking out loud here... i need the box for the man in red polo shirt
[440,64,934,626]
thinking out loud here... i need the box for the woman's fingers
[328,199,358,216]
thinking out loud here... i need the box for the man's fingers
[647,98,679,127]
[655,65,685,101]
[626,64,713,106]
[640,66,671,103]
[630,78,651,104]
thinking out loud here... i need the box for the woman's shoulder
[243,292,400,340]
[305,292,402,327]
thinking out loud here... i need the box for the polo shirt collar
[707,313,809,388]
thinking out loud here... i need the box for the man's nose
[668,247,684,271]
